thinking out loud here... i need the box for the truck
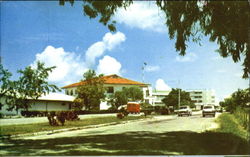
[127,102,140,114]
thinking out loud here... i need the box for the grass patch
[0,115,148,136]
[215,113,248,140]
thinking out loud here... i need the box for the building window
[194,92,202,94]
[146,90,150,97]
[70,90,73,96]
[66,90,69,95]
[194,96,202,98]
[107,87,114,93]
[198,100,203,103]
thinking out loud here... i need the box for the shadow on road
[0,131,249,155]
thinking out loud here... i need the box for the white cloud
[113,2,166,33]
[85,32,126,66]
[31,32,126,86]
[176,53,198,62]
[155,79,172,91]
[96,55,122,75]
[145,65,160,72]
[32,45,88,85]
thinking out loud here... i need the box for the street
[23,111,219,140]
[0,112,249,155]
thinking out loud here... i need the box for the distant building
[151,90,171,107]
[187,89,217,110]
[62,74,152,110]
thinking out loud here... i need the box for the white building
[0,93,75,116]
[151,90,171,107]
[187,89,217,110]
[62,74,153,110]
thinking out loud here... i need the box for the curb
[1,116,156,140]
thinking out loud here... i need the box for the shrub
[47,111,80,126]
[116,112,124,119]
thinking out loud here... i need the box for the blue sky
[1,1,248,101]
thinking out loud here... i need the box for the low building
[62,74,152,110]
[0,93,75,116]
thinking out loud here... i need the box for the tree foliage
[0,64,12,97]
[60,0,250,78]
[1,62,60,111]
[162,88,195,109]
[220,88,250,112]
[76,70,106,110]
[109,87,143,110]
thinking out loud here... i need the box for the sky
[1,1,249,101]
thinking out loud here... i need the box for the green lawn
[0,115,148,136]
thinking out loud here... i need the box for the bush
[47,111,80,126]
[116,112,125,119]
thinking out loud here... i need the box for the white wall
[0,96,73,116]
[0,97,21,115]
[29,101,71,111]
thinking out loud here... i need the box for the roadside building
[62,74,153,110]
[152,90,171,107]
[0,93,75,116]
[187,89,217,110]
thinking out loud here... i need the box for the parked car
[202,105,216,117]
[215,106,223,112]
[178,106,192,116]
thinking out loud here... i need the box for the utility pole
[142,62,147,83]
[178,80,180,109]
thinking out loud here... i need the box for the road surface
[23,112,219,140]
[1,112,249,155]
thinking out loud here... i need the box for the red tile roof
[62,74,149,88]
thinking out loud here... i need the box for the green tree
[123,87,143,102]
[220,88,250,112]
[60,0,250,78]
[108,87,143,110]
[162,88,195,109]
[0,63,13,97]
[109,91,128,109]
[1,62,60,112]
[76,70,106,110]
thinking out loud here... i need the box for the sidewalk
[0,113,116,126]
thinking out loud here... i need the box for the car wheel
[203,114,205,117]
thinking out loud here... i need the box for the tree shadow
[0,131,249,155]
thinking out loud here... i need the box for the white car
[202,105,216,117]
[178,106,192,116]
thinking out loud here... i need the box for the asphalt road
[1,112,249,155]
[24,111,219,140]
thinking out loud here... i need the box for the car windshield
[180,106,187,109]
[204,106,212,109]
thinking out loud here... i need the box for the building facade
[151,90,171,107]
[62,74,153,110]
[187,89,217,110]
[0,93,75,116]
